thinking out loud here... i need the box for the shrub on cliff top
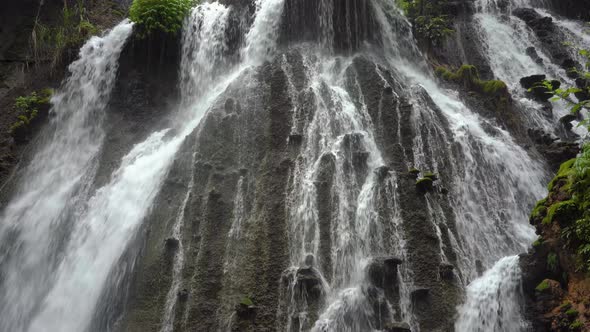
[129,0,195,36]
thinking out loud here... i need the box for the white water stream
[0,21,133,332]
[0,0,587,331]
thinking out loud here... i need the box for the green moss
[560,301,573,312]
[543,200,580,225]
[531,198,548,220]
[535,279,551,292]
[565,308,579,318]
[435,65,509,98]
[536,145,590,272]
[570,320,583,330]
[481,80,508,96]
[129,0,196,36]
[533,237,543,248]
[423,172,438,181]
[548,158,577,191]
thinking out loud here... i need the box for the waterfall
[0,20,133,332]
[455,256,529,332]
[474,0,589,135]
[1,0,588,331]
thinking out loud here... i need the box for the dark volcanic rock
[295,267,324,301]
[367,256,402,288]
[280,0,380,52]
[385,321,412,332]
[520,75,547,89]
[526,47,543,65]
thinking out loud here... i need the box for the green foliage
[543,200,579,225]
[535,279,550,292]
[532,237,543,248]
[435,65,509,97]
[540,146,590,272]
[129,0,195,36]
[395,0,454,45]
[565,308,579,318]
[32,1,99,68]
[547,252,558,272]
[570,320,583,330]
[560,301,573,312]
[9,89,53,138]
[545,48,590,130]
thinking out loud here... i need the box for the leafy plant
[395,0,455,45]
[129,0,195,36]
[31,1,99,69]
[545,48,590,130]
[570,320,584,330]
[9,89,53,140]
[547,252,558,272]
[537,145,590,272]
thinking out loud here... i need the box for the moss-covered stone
[423,171,438,181]
[435,65,509,98]
[416,177,434,193]
[535,279,551,292]
[408,167,421,179]
[542,200,579,225]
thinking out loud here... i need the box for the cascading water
[474,0,589,136]
[455,255,529,332]
[0,20,133,332]
[2,0,588,331]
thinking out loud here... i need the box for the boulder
[408,168,420,179]
[439,263,455,280]
[177,288,189,302]
[164,237,180,251]
[289,133,303,145]
[367,256,402,288]
[410,288,430,302]
[559,114,578,130]
[520,74,546,89]
[526,47,543,65]
[375,166,390,180]
[295,267,324,301]
[415,177,434,193]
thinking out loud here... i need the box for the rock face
[513,8,581,75]
[547,0,590,21]
[0,0,128,194]
[280,0,380,52]
[520,154,590,331]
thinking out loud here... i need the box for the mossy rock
[423,171,438,181]
[535,279,551,292]
[542,200,580,225]
[435,64,509,99]
[416,177,434,193]
[408,167,421,179]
